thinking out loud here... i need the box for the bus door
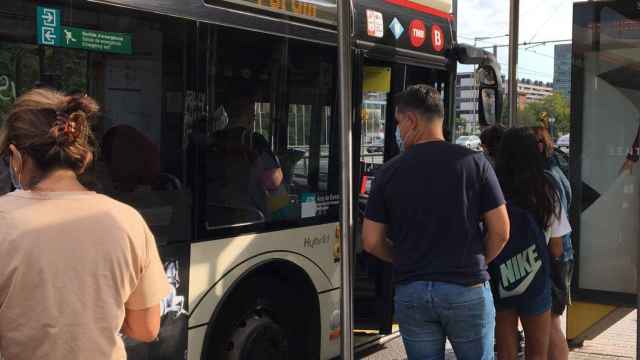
[353,55,449,334]
[352,58,397,334]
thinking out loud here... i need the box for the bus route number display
[209,0,337,24]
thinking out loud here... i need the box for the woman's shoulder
[93,194,147,222]
[87,195,153,245]
[0,191,33,212]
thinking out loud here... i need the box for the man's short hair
[395,84,444,121]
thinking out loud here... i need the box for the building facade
[518,80,554,104]
[455,72,479,134]
[553,44,572,99]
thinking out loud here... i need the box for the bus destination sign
[208,0,337,24]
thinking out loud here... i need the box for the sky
[457,0,577,82]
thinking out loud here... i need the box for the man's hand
[362,218,393,263]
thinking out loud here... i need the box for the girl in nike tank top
[491,127,568,360]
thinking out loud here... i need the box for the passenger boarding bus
[0,0,501,358]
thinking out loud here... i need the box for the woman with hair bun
[0,88,169,360]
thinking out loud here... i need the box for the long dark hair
[496,127,558,229]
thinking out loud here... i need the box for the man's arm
[261,167,283,190]
[483,205,510,264]
[362,218,393,263]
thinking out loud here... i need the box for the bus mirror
[479,87,498,126]
[476,64,503,127]
[454,44,503,126]
[477,66,497,87]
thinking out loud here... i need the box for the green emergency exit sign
[36,6,132,55]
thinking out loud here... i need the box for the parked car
[455,135,481,151]
[366,139,384,153]
[557,134,570,152]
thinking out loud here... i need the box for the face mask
[395,127,405,152]
[8,157,22,190]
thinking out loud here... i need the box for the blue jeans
[394,281,495,360]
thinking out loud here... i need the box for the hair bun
[63,94,100,120]
[50,111,88,146]
[3,88,97,176]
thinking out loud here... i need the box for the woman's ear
[8,144,22,172]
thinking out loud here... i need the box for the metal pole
[508,0,519,127]
[337,0,354,358]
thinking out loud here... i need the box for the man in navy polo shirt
[362,85,510,360]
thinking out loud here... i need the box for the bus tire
[225,313,288,360]
[207,275,315,360]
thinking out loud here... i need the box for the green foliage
[0,43,88,126]
[519,92,571,136]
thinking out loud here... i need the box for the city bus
[0,0,501,358]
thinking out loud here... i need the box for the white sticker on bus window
[366,10,384,38]
[301,193,317,218]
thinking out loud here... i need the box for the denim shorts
[493,281,551,317]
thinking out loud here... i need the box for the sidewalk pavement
[359,311,637,359]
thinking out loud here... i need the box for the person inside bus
[100,124,162,193]
[0,89,170,360]
[491,127,570,360]
[207,88,285,224]
[532,122,573,360]
[362,85,510,360]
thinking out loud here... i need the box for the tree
[520,92,570,136]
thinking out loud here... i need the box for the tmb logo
[408,19,426,48]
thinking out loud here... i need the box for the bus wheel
[226,312,289,360]
[208,275,306,360]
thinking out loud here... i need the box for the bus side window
[199,30,340,236]
[79,15,191,246]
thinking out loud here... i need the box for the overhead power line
[523,48,554,59]
[477,39,571,49]
[527,2,569,43]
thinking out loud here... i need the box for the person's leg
[548,259,572,360]
[394,281,446,360]
[521,310,551,360]
[548,314,569,360]
[495,310,519,360]
[437,282,495,360]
